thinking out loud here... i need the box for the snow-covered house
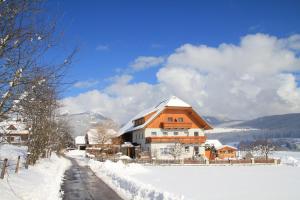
[117,96,212,159]
[0,119,29,145]
[75,136,86,150]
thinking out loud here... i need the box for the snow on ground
[132,164,300,200]
[67,150,300,200]
[67,150,183,200]
[68,150,300,200]
[0,145,71,200]
[88,159,183,200]
[273,151,300,167]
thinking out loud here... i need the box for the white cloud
[62,33,300,123]
[96,44,109,51]
[130,56,165,71]
[73,80,99,88]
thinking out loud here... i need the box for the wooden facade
[217,146,237,159]
[144,107,212,130]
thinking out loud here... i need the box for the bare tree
[52,118,74,153]
[0,0,76,163]
[239,140,256,158]
[0,0,75,116]
[90,120,119,146]
[253,139,276,160]
[169,142,183,161]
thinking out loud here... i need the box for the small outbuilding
[75,136,86,150]
[216,145,237,159]
[205,140,237,160]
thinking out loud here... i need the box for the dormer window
[134,118,145,127]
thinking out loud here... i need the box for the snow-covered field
[0,144,71,200]
[68,150,300,200]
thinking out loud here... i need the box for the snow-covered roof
[205,139,222,148]
[75,136,86,145]
[0,119,28,135]
[118,96,195,135]
[216,145,237,150]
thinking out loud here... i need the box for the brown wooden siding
[217,146,237,159]
[146,107,209,129]
[146,136,206,144]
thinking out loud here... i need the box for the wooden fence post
[15,156,20,173]
[1,158,8,179]
[25,153,30,169]
[205,159,209,165]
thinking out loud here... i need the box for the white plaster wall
[150,143,205,160]
[131,128,205,157]
[144,128,204,137]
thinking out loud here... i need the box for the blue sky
[48,1,300,122]
[47,0,300,97]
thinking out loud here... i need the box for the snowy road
[61,158,123,200]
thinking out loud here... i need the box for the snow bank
[0,153,71,200]
[273,151,300,167]
[88,159,183,200]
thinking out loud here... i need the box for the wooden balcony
[146,136,206,144]
[161,122,192,129]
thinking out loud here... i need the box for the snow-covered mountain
[203,116,244,127]
[60,111,115,137]
[232,113,300,129]
[206,113,300,150]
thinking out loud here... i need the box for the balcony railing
[161,122,192,129]
[146,136,206,144]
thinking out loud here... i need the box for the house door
[194,146,199,155]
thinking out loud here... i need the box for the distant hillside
[206,113,300,150]
[203,116,243,127]
[233,113,300,129]
[59,112,115,137]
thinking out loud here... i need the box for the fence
[91,156,280,166]
[0,156,25,179]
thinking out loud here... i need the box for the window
[9,137,14,142]
[184,131,189,136]
[185,146,190,153]
[151,132,157,136]
[163,131,168,136]
[178,117,183,122]
[167,117,173,122]
[194,132,199,136]
[160,148,170,155]
[174,132,178,136]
